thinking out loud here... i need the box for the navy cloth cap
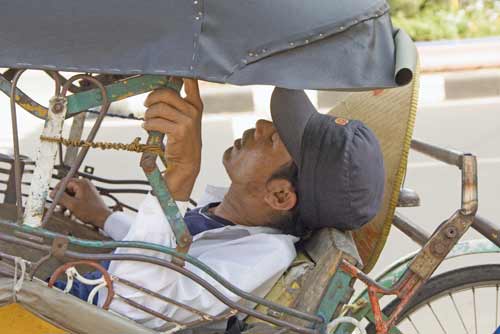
[270,88,385,231]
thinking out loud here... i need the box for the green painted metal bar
[334,239,500,333]
[66,75,181,116]
[316,269,354,327]
[0,73,179,120]
[138,79,193,256]
[143,166,193,252]
[0,219,321,324]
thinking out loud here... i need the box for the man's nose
[254,119,274,139]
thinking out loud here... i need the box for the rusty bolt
[444,226,458,239]
[53,102,64,113]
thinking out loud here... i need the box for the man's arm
[102,211,298,325]
[143,78,203,201]
[50,178,112,230]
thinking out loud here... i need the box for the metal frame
[333,140,500,334]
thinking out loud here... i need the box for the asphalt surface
[372,97,500,276]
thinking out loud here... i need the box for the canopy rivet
[289,42,295,46]
[261,49,267,53]
[193,0,198,4]
[195,16,200,20]
[248,52,255,57]
[319,33,324,37]
[305,39,310,44]
[340,26,345,30]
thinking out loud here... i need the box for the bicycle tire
[365,264,500,333]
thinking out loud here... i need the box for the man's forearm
[162,164,199,201]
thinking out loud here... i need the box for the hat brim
[270,88,316,164]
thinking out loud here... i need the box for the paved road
[372,97,500,276]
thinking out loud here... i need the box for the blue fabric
[494,325,500,334]
[54,203,231,304]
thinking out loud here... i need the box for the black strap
[225,316,246,334]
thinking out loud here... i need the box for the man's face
[223,120,293,189]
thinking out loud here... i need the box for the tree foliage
[389,0,500,41]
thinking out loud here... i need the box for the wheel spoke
[407,315,420,334]
[472,287,477,334]
[427,303,447,334]
[496,285,499,330]
[449,293,469,334]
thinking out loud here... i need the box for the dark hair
[267,161,304,236]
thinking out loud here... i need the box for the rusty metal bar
[340,259,423,334]
[22,77,66,227]
[411,139,463,168]
[460,154,478,215]
[0,232,319,334]
[62,112,87,171]
[472,215,500,248]
[42,75,110,227]
[0,227,323,326]
[140,79,192,260]
[409,211,475,280]
[115,294,182,326]
[4,155,25,206]
[113,276,214,320]
[393,212,430,246]
[9,69,27,221]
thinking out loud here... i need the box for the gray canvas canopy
[0,0,416,90]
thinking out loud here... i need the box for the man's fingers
[143,118,178,135]
[144,103,190,123]
[56,191,77,211]
[144,89,193,116]
[183,79,203,112]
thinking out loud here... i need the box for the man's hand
[143,78,203,201]
[50,178,112,229]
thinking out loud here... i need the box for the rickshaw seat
[247,228,361,326]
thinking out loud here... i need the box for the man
[51,79,384,328]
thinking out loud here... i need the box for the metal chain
[40,135,164,155]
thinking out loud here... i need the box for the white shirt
[98,187,298,329]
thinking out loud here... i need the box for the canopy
[0,0,416,90]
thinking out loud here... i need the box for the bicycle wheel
[366,264,500,334]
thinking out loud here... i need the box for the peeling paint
[23,96,68,227]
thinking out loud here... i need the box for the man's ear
[264,179,297,212]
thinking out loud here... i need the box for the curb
[198,69,500,113]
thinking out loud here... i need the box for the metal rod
[0,232,319,334]
[115,294,182,326]
[114,276,214,320]
[460,154,478,216]
[0,224,323,325]
[42,75,110,227]
[9,69,27,222]
[393,212,430,246]
[411,139,463,168]
[62,112,87,172]
[471,215,500,247]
